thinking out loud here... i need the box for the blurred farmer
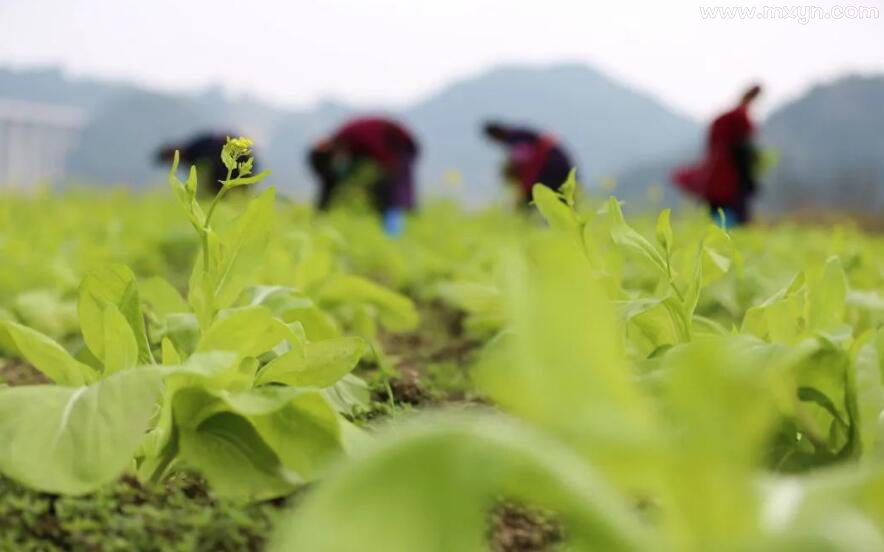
[671,85,763,227]
[483,121,574,206]
[155,132,254,196]
[308,117,419,235]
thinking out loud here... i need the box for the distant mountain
[400,63,700,203]
[0,63,701,201]
[265,64,701,202]
[67,89,215,184]
[5,65,884,213]
[7,65,884,212]
[611,75,884,214]
[0,66,135,112]
[66,86,298,185]
[761,75,884,213]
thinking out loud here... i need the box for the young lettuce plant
[0,138,370,500]
[268,222,884,552]
[529,174,738,358]
[160,139,417,399]
[236,211,421,383]
[0,263,165,494]
[138,138,371,498]
[533,185,884,470]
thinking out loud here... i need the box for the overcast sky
[1,0,882,119]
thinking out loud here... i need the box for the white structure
[0,98,86,189]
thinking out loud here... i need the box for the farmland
[1,153,883,551]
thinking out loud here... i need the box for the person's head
[483,121,508,142]
[308,142,334,176]
[740,84,763,106]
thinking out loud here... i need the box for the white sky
[1,0,882,119]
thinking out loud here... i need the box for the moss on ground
[0,474,284,552]
[0,303,558,551]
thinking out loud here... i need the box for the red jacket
[322,117,419,210]
[673,105,754,205]
[332,117,418,172]
[510,134,560,195]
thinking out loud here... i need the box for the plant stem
[201,230,211,271]
[205,169,233,229]
[666,254,686,304]
[201,168,233,270]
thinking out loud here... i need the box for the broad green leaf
[779,340,854,466]
[159,313,200,358]
[620,297,689,358]
[269,415,652,552]
[742,273,806,344]
[197,306,296,359]
[558,168,579,206]
[140,276,189,316]
[249,389,344,478]
[161,337,181,365]
[806,257,848,332]
[681,243,704,318]
[766,293,806,345]
[139,351,241,473]
[11,290,78,339]
[877,331,884,382]
[102,304,138,374]
[660,337,780,545]
[323,373,372,414]
[78,264,152,364]
[246,285,311,313]
[607,197,667,275]
[245,286,340,340]
[847,332,884,459]
[177,411,299,500]
[655,209,673,254]
[173,386,344,497]
[318,275,418,333]
[768,465,884,547]
[0,368,163,494]
[212,188,275,310]
[0,321,97,386]
[700,224,734,285]
[433,282,502,314]
[531,184,579,234]
[256,336,367,388]
[293,247,334,292]
[165,351,249,388]
[475,234,654,482]
[224,169,272,188]
[846,290,884,314]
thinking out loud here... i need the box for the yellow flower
[221,136,254,172]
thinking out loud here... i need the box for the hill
[399,63,700,203]
[0,66,134,111]
[0,63,701,200]
[761,75,884,213]
[264,63,701,202]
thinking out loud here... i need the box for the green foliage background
[1,162,883,550]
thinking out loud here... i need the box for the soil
[490,502,563,552]
[0,303,561,551]
[0,359,48,386]
[372,301,483,407]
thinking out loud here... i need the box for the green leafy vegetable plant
[0,138,370,500]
